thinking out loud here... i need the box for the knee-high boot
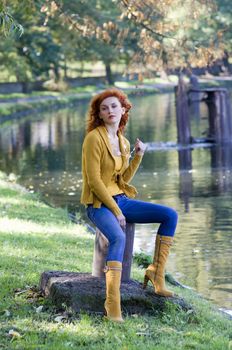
[143,234,174,297]
[104,261,124,322]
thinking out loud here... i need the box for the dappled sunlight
[2,315,108,347]
[0,195,31,206]
[0,217,89,238]
[0,237,93,262]
[0,194,46,207]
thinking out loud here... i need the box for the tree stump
[92,223,135,282]
[40,271,193,315]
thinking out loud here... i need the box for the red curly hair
[86,88,132,134]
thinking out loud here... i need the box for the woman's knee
[158,207,178,236]
[169,207,178,224]
[111,230,126,247]
[162,206,178,226]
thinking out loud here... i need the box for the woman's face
[99,96,125,127]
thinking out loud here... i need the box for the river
[0,91,231,311]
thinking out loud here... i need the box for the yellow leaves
[97,21,119,43]
[140,28,146,38]
[40,1,58,26]
[126,6,144,22]
[40,1,58,16]
[103,21,117,31]
[50,1,58,14]
[40,5,49,13]
[102,30,111,43]
[8,329,22,339]
[195,47,216,67]
[152,40,161,50]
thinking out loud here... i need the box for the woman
[81,88,178,322]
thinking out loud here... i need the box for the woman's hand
[116,214,126,231]
[135,138,147,156]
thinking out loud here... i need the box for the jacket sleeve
[83,133,122,217]
[122,139,143,183]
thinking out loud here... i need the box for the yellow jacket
[81,125,143,216]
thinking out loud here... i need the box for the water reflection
[0,94,231,309]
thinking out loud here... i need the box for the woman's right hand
[116,214,126,231]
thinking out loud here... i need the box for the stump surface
[40,271,192,315]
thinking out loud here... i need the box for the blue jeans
[87,194,178,262]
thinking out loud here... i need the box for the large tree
[0,1,139,82]
[0,0,230,80]
[119,0,229,74]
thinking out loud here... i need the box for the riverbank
[1,75,231,124]
[0,172,231,350]
[0,81,166,123]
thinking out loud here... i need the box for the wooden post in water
[188,75,201,119]
[92,223,135,282]
[206,89,232,143]
[175,75,191,145]
[210,144,232,192]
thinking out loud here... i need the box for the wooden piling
[175,76,191,145]
[188,75,201,118]
[210,144,232,192]
[207,89,232,142]
[189,87,232,143]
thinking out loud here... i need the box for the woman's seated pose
[81,88,178,322]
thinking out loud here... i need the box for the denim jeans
[86,194,178,263]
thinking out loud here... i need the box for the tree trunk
[53,64,60,83]
[63,59,68,79]
[40,270,193,315]
[92,223,135,282]
[105,62,114,85]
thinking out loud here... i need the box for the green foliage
[0,0,231,82]
[0,9,23,37]
[133,252,152,268]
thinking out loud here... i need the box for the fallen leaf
[54,315,68,323]
[8,329,22,338]
[5,310,11,317]
[35,305,43,313]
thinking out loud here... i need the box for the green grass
[0,93,92,120]
[0,91,63,99]
[0,171,231,349]
[0,86,99,100]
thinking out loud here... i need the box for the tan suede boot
[104,261,124,322]
[143,234,174,297]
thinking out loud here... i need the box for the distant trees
[0,0,231,82]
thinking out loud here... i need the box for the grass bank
[1,75,231,123]
[0,172,231,349]
[0,91,94,123]
[0,77,176,122]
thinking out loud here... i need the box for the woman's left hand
[135,138,147,156]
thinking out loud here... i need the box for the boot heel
[143,275,149,289]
